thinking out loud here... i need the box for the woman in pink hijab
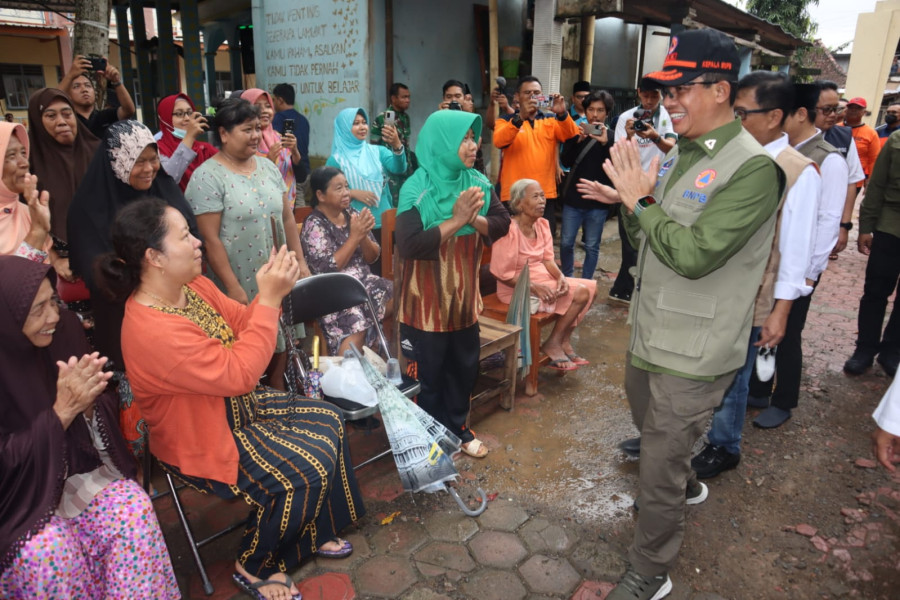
[242,88,306,207]
[0,122,50,262]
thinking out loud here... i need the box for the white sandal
[460,438,488,458]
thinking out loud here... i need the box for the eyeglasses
[661,81,715,99]
[734,107,777,120]
[172,110,193,119]
[574,93,590,101]
[816,105,843,116]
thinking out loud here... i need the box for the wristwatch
[840,222,853,231]
[632,195,657,216]
[109,80,121,88]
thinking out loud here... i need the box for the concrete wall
[845,0,900,127]
[253,0,371,157]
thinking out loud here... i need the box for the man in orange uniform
[844,97,880,185]
[494,76,581,237]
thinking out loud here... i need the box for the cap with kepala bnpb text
[644,28,740,86]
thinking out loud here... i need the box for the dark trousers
[369,227,383,276]
[400,322,481,444]
[856,231,900,357]
[611,215,637,295]
[749,289,815,411]
[545,197,560,239]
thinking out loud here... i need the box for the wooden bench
[480,292,559,396]
[473,316,521,410]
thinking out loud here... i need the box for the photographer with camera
[494,76,581,238]
[371,83,416,206]
[438,80,475,113]
[559,90,616,280]
[156,93,217,192]
[615,77,677,160]
[59,54,135,138]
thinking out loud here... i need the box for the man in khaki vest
[692,72,820,479]
[745,84,848,429]
[579,29,782,600]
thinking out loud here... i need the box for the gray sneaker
[607,567,672,600]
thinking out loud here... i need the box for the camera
[587,122,605,136]
[384,110,396,126]
[535,95,551,111]
[448,101,462,111]
[632,119,651,132]
[87,54,107,72]
[283,119,294,136]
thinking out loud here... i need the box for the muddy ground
[431,220,900,600]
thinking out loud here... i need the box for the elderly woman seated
[101,198,363,600]
[490,178,596,371]
[0,256,178,598]
[300,166,393,356]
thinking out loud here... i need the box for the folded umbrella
[350,344,488,516]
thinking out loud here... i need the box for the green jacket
[859,128,900,237]
[624,118,784,379]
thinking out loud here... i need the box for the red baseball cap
[847,97,867,108]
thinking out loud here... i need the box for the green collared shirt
[624,118,782,380]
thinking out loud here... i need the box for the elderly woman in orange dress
[490,178,596,371]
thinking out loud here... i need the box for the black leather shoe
[844,350,875,375]
[617,436,641,457]
[877,353,899,378]
[691,444,740,480]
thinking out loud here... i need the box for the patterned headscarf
[105,120,158,184]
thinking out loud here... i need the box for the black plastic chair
[281,272,420,469]
[142,434,243,595]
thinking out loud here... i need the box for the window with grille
[1,65,45,110]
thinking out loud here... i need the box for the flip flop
[233,572,302,600]
[565,353,590,366]
[546,358,578,372]
[460,438,489,458]
[316,537,353,558]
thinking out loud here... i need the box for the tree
[747,0,819,40]
[73,0,111,59]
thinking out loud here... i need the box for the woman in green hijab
[395,110,510,458]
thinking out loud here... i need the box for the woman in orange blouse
[96,198,364,600]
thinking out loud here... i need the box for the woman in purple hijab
[0,256,179,598]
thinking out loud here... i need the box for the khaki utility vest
[752,146,818,326]
[630,128,783,377]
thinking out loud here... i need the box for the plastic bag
[320,358,378,406]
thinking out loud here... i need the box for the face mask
[172,127,187,139]
[886,114,898,125]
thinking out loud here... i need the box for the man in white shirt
[692,72,820,477]
[746,83,848,430]
[816,80,866,257]
[873,379,900,471]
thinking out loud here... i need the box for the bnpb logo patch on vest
[694,169,716,189]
